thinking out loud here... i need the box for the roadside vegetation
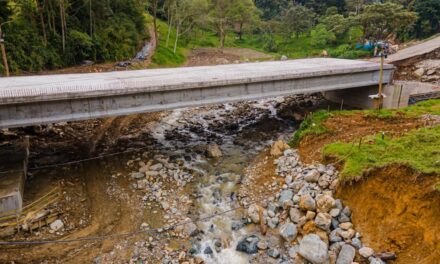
[291,99,440,189]
[1,0,439,74]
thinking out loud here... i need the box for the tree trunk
[219,21,225,48]
[59,0,65,52]
[89,0,93,36]
[238,22,243,40]
[0,26,10,77]
[173,23,179,54]
[36,0,47,46]
[166,14,173,48]
[152,0,158,47]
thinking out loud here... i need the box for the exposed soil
[298,113,425,164]
[185,48,273,67]
[338,166,440,264]
[298,112,440,264]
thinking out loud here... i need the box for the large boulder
[299,234,329,264]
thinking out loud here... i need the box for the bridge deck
[0,58,393,104]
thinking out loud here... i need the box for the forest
[0,0,439,74]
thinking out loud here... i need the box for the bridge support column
[322,84,412,109]
[0,137,29,215]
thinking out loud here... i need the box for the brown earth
[298,113,425,164]
[298,113,440,264]
[338,166,440,264]
[185,47,273,67]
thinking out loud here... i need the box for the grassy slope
[290,99,440,147]
[150,19,187,68]
[291,99,440,189]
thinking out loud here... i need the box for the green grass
[150,19,187,67]
[323,126,440,189]
[290,99,440,147]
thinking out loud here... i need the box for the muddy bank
[338,166,440,264]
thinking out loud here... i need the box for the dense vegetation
[1,0,439,74]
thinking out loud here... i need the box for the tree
[413,0,440,38]
[228,0,261,40]
[209,0,234,48]
[345,0,364,15]
[320,13,350,39]
[254,0,289,20]
[281,4,316,38]
[356,2,417,40]
[311,24,336,47]
[173,0,208,53]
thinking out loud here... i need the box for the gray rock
[288,245,300,258]
[335,199,343,210]
[342,206,352,217]
[149,163,163,171]
[236,235,260,254]
[257,240,268,250]
[329,208,340,218]
[279,189,294,204]
[289,208,303,223]
[304,170,320,183]
[329,229,342,243]
[299,194,316,211]
[203,246,214,255]
[359,247,374,258]
[285,175,293,184]
[331,218,340,230]
[338,213,350,223]
[131,172,145,179]
[268,248,280,258]
[248,204,260,224]
[351,237,362,249]
[145,171,160,177]
[280,55,288,61]
[316,195,335,213]
[50,219,64,231]
[279,222,298,242]
[299,234,329,264]
[329,242,345,254]
[315,213,331,230]
[336,244,355,264]
[369,257,386,264]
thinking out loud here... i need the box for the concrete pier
[0,138,29,214]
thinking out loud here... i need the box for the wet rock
[299,234,329,264]
[299,194,316,211]
[189,242,202,255]
[268,248,280,258]
[236,235,260,254]
[206,143,222,158]
[203,246,213,255]
[50,219,64,231]
[315,213,331,230]
[279,222,298,242]
[359,247,374,258]
[304,170,320,183]
[316,195,335,213]
[336,244,355,264]
[279,189,294,204]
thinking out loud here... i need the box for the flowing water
[146,97,307,263]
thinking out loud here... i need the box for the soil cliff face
[337,166,440,264]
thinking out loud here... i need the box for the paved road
[381,35,440,63]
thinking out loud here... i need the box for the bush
[311,24,336,47]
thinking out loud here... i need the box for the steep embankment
[293,100,440,264]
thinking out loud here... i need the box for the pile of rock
[242,148,388,264]
[412,59,440,83]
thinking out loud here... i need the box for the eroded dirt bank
[338,166,440,264]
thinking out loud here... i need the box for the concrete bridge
[0,58,394,128]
